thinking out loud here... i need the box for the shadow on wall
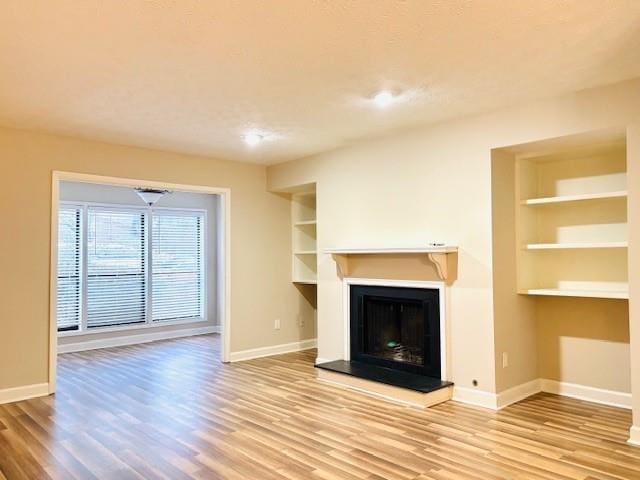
[295,283,317,309]
[537,296,630,391]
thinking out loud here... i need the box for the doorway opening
[49,172,230,392]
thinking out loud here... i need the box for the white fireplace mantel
[325,246,458,282]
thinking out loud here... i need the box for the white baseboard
[496,379,542,409]
[58,325,219,354]
[0,383,50,405]
[453,378,630,412]
[229,338,317,362]
[629,426,640,446]
[540,379,632,409]
[452,386,498,410]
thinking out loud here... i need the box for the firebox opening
[351,285,441,378]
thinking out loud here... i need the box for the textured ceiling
[1,1,639,165]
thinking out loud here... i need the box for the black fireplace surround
[350,285,441,378]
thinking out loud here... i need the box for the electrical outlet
[297,314,304,327]
[274,318,281,330]
[502,352,509,368]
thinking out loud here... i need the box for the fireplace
[316,251,455,401]
[350,284,441,378]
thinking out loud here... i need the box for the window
[57,206,82,332]
[86,208,147,329]
[56,203,206,333]
[152,212,204,321]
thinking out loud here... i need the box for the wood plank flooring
[1,334,639,479]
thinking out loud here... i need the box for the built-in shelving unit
[516,138,628,299]
[292,188,318,284]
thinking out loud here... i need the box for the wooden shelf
[521,190,627,206]
[519,288,628,299]
[293,279,318,285]
[294,250,317,255]
[294,220,317,226]
[524,242,627,250]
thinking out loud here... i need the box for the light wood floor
[1,335,639,480]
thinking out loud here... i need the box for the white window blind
[86,208,147,329]
[152,212,204,321]
[57,206,82,331]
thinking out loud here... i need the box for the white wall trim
[540,379,632,410]
[453,378,631,411]
[58,325,218,354]
[229,338,317,362]
[452,386,498,410]
[496,379,541,409]
[0,383,50,405]
[341,277,449,381]
[629,426,640,446]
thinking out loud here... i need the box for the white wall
[58,181,219,348]
[267,78,640,403]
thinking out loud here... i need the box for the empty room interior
[2,2,640,479]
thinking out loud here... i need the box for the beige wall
[267,78,640,400]
[0,127,315,391]
[491,150,538,392]
[537,297,630,392]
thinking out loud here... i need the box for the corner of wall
[490,148,538,394]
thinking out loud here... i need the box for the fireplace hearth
[315,282,451,396]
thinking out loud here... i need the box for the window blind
[57,206,82,331]
[86,208,147,329]
[152,212,204,321]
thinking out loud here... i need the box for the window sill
[58,317,208,337]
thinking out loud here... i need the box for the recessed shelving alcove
[491,128,633,411]
[291,188,318,284]
[514,133,628,299]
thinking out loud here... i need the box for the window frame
[58,200,208,337]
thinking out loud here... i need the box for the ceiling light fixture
[135,188,171,206]
[373,90,394,108]
[243,132,264,146]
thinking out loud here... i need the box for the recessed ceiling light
[373,90,394,108]
[243,132,264,146]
